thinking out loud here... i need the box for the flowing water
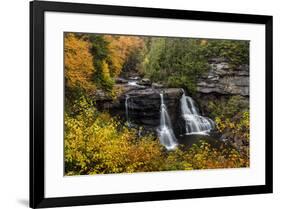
[158,93,178,150]
[125,95,131,127]
[124,84,216,150]
[128,80,143,88]
[180,90,215,135]
[128,81,138,86]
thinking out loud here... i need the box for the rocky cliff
[95,85,183,130]
[94,58,249,138]
[197,58,249,96]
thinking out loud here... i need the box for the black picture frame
[30,0,273,208]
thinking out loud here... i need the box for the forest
[64,32,249,175]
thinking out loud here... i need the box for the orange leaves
[64,33,146,94]
[105,35,144,76]
[64,33,95,92]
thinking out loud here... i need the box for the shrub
[65,97,249,175]
[216,111,250,143]
[205,96,249,145]
[64,96,164,175]
[205,95,250,161]
[207,95,249,119]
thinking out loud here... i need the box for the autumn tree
[87,35,145,89]
[106,35,144,77]
[87,34,114,90]
[64,33,95,99]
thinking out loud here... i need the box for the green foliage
[142,38,249,93]
[216,111,250,142]
[143,38,209,94]
[87,35,115,91]
[206,96,249,156]
[202,39,249,67]
[206,96,249,140]
[207,95,249,119]
[142,38,165,80]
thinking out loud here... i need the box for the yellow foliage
[65,97,249,176]
[215,111,250,142]
[65,111,163,174]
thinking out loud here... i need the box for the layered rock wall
[197,58,249,96]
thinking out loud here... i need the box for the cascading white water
[180,90,215,135]
[158,93,178,150]
[128,81,138,86]
[125,95,131,126]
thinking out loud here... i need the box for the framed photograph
[30,0,273,208]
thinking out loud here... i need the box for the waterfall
[180,90,215,135]
[125,95,131,126]
[158,93,178,150]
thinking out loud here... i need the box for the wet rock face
[95,75,183,130]
[197,58,249,96]
[120,88,182,127]
[95,85,183,129]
